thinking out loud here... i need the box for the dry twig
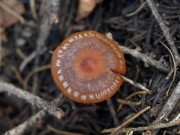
[11,66,24,85]
[3,95,64,135]
[0,81,64,119]
[150,81,180,134]
[30,0,37,19]
[122,75,151,94]
[40,0,60,25]
[16,48,27,60]
[153,81,180,123]
[28,2,60,133]
[23,64,51,90]
[120,46,170,73]
[111,118,180,133]
[102,106,150,134]
[49,0,60,24]
[117,99,141,106]
[107,99,119,126]
[19,49,46,72]
[159,41,177,96]
[47,125,83,135]
[19,0,59,72]
[118,91,147,111]
[146,0,180,65]
[0,28,2,71]
[125,1,146,17]
[107,33,170,73]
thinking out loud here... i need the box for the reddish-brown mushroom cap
[51,31,126,104]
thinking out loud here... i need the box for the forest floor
[0,0,179,135]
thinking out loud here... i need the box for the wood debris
[0,0,25,28]
[76,0,103,21]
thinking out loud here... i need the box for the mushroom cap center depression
[74,48,106,78]
[81,57,97,71]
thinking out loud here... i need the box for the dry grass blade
[47,125,84,135]
[30,0,37,19]
[118,91,147,111]
[117,99,141,106]
[112,118,180,133]
[102,106,150,134]
[23,64,51,90]
[126,1,146,17]
[159,41,177,96]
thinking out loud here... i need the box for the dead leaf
[76,0,103,21]
[0,0,25,28]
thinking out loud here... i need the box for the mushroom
[51,31,126,103]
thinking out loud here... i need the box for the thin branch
[117,91,147,111]
[19,50,43,72]
[120,46,170,73]
[111,62,151,93]
[107,30,178,76]
[0,28,2,72]
[48,0,61,24]
[40,0,60,25]
[154,81,180,123]
[102,106,150,134]
[107,99,119,126]
[20,0,57,72]
[3,95,64,135]
[47,125,84,135]
[112,106,150,135]
[122,75,151,94]
[30,0,37,19]
[146,0,179,64]
[117,99,141,106]
[159,41,177,96]
[152,81,180,134]
[23,64,51,90]
[112,118,180,133]
[125,1,146,17]
[0,81,64,119]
